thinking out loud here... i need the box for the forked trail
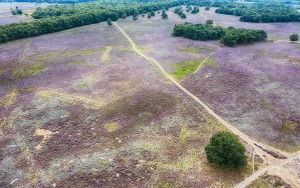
[113,22,297,187]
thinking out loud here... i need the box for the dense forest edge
[215,3,300,23]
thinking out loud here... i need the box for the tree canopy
[205,131,247,169]
[173,23,267,46]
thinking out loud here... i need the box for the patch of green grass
[104,122,120,133]
[179,127,197,145]
[282,120,296,131]
[13,62,45,78]
[178,47,199,54]
[177,46,213,54]
[154,180,173,188]
[171,58,214,80]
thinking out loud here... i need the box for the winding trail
[113,22,289,158]
[113,22,300,187]
[194,45,221,74]
[234,152,300,188]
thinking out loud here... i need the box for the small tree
[205,131,246,169]
[133,15,138,21]
[162,10,168,19]
[206,19,213,25]
[180,13,186,19]
[290,33,299,42]
[147,12,152,18]
[11,9,17,15]
[205,7,210,11]
[107,18,112,26]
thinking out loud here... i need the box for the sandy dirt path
[234,152,300,188]
[113,22,300,187]
[113,22,289,158]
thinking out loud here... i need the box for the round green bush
[290,33,299,42]
[205,131,246,168]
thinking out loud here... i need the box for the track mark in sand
[35,128,58,150]
[37,89,105,108]
[114,22,289,156]
[194,46,221,74]
[234,152,300,188]
[101,46,112,63]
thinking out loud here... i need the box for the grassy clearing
[171,58,214,80]
[154,180,173,188]
[35,47,105,62]
[12,62,45,78]
[0,89,18,107]
[104,122,120,133]
[177,46,213,54]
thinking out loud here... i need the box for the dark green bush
[173,23,267,46]
[290,33,299,42]
[205,131,247,168]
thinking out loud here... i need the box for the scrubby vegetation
[205,19,213,25]
[11,6,23,15]
[205,131,247,169]
[290,33,299,42]
[174,6,187,19]
[173,23,267,47]
[161,9,168,19]
[191,6,200,14]
[215,3,300,23]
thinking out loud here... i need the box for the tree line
[0,0,183,43]
[215,3,300,23]
[173,23,267,47]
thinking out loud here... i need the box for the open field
[0,7,300,188]
[118,9,300,151]
[0,2,51,25]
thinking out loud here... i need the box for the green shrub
[290,33,299,42]
[205,19,213,25]
[205,131,246,168]
[107,18,112,25]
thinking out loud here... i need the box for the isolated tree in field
[107,18,112,26]
[162,10,168,19]
[290,33,299,42]
[147,12,152,18]
[205,6,210,11]
[206,19,213,25]
[205,131,246,169]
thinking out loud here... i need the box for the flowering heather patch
[0,18,253,187]
[117,11,300,151]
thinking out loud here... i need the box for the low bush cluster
[173,23,267,47]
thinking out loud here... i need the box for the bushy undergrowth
[173,23,267,47]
